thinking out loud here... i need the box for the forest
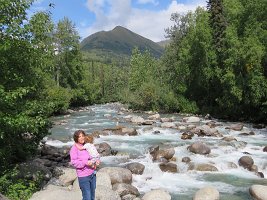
[0,0,266,199]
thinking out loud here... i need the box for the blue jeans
[78,173,96,200]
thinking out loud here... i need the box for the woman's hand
[87,160,94,166]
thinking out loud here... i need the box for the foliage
[162,1,267,122]
[53,17,83,88]
[0,167,43,200]
[0,0,52,172]
[207,0,227,54]
[45,86,72,114]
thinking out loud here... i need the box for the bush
[158,89,180,112]
[45,86,72,114]
[0,167,43,200]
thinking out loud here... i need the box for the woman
[70,130,98,200]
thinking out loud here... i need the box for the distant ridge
[157,39,170,48]
[80,26,164,58]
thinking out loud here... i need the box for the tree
[53,17,82,88]
[0,1,51,171]
[207,0,227,55]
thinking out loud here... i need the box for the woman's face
[77,133,85,144]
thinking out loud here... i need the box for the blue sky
[30,0,206,42]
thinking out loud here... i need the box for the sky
[30,0,206,42]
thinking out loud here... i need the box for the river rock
[121,127,138,136]
[160,118,174,122]
[121,194,139,200]
[159,163,178,173]
[125,162,145,175]
[98,167,132,184]
[182,157,191,163]
[102,126,137,136]
[96,171,112,189]
[131,116,145,124]
[0,193,9,200]
[263,146,267,152]
[188,163,218,172]
[57,167,77,186]
[181,131,194,140]
[252,124,266,129]
[249,185,267,200]
[183,116,200,123]
[161,122,176,128]
[178,125,187,131]
[193,186,219,200]
[250,165,258,173]
[229,141,247,149]
[96,185,121,200]
[148,113,160,120]
[206,121,217,128]
[151,148,175,161]
[238,156,254,170]
[95,142,112,156]
[187,124,197,129]
[226,123,244,131]
[196,125,221,137]
[112,183,140,197]
[18,161,52,182]
[222,136,237,142]
[142,120,155,125]
[30,184,82,200]
[188,142,211,155]
[142,189,171,200]
[257,172,264,178]
[227,162,238,169]
[72,178,80,191]
[148,145,159,154]
[41,144,70,158]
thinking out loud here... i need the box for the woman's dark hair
[73,130,86,143]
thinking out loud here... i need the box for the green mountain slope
[157,39,171,48]
[80,26,164,58]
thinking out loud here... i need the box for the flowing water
[46,103,267,199]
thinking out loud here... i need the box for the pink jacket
[70,144,95,177]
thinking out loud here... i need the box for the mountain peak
[113,25,126,30]
[80,26,164,58]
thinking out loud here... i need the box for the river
[46,103,267,200]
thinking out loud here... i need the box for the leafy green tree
[53,17,82,88]
[162,0,266,121]
[0,1,51,171]
[129,48,155,91]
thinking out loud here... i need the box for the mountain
[157,39,171,48]
[80,26,164,59]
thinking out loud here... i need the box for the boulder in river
[142,189,171,200]
[249,185,267,200]
[193,186,219,200]
[188,142,211,155]
[238,156,254,170]
[125,162,145,175]
[98,167,132,185]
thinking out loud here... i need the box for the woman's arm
[70,145,87,169]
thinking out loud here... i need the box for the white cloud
[81,0,206,42]
[137,0,159,5]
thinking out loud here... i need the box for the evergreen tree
[207,0,227,57]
